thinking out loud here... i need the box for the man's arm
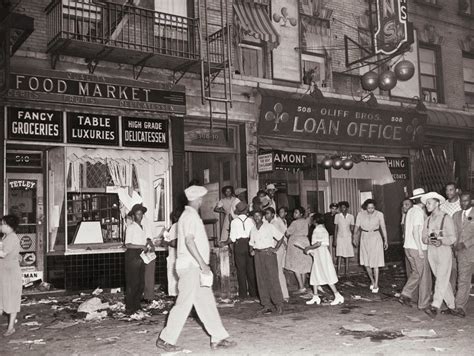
[185,234,211,273]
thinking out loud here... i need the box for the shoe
[210,338,237,350]
[293,288,307,295]
[156,338,182,352]
[306,295,321,305]
[423,306,438,318]
[258,307,273,315]
[398,295,412,307]
[369,284,374,290]
[371,287,379,294]
[283,298,289,303]
[275,304,284,314]
[452,308,466,318]
[330,294,344,306]
[440,308,457,316]
[3,328,15,337]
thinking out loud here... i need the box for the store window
[48,147,170,252]
[419,45,443,104]
[463,55,474,105]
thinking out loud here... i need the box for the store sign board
[374,0,408,55]
[258,153,273,172]
[258,95,426,147]
[184,125,235,148]
[22,270,42,286]
[6,152,42,169]
[7,107,63,142]
[8,179,36,190]
[122,117,169,149]
[386,157,410,181]
[67,113,119,146]
[7,68,186,113]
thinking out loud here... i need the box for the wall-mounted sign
[21,252,37,267]
[258,92,426,147]
[67,113,119,146]
[20,235,33,250]
[184,125,235,148]
[7,107,63,142]
[374,0,408,55]
[258,150,318,173]
[8,179,36,190]
[6,152,42,169]
[258,153,273,173]
[122,117,169,149]
[8,68,186,113]
[386,157,410,181]
[22,270,42,286]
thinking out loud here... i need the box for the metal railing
[45,0,200,60]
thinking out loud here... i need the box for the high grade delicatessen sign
[258,92,426,147]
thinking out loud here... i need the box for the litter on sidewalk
[78,297,109,313]
[46,321,81,329]
[401,329,437,338]
[92,287,103,296]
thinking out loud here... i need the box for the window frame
[418,43,444,104]
[238,42,265,78]
[462,52,474,106]
[301,53,327,88]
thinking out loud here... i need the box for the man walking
[398,193,432,310]
[156,186,236,352]
[452,192,474,317]
[421,192,457,317]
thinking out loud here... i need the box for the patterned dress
[0,232,22,314]
[285,218,312,274]
[355,210,387,268]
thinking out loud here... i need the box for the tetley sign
[258,94,426,147]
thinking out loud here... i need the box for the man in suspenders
[421,192,457,317]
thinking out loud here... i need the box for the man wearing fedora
[421,192,457,317]
[398,188,432,310]
[157,186,236,352]
[452,192,474,317]
[266,184,277,210]
[221,201,258,300]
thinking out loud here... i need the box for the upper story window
[419,45,443,104]
[463,56,474,105]
[154,0,187,17]
[237,42,264,78]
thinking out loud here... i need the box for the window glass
[154,0,187,17]
[301,54,326,87]
[239,45,263,77]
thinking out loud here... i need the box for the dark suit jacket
[453,208,474,262]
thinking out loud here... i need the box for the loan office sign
[258,95,426,147]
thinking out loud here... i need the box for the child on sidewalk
[304,213,344,306]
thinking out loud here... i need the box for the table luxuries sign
[7,107,63,142]
[67,113,119,146]
[258,92,426,147]
[122,117,169,149]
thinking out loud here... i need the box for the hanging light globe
[332,157,343,170]
[342,159,354,170]
[321,157,333,169]
[361,71,379,91]
[394,60,415,81]
[378,70,397,91]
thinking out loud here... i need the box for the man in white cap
[421,192,457,317]
[266,184,277,210]
[156,186,236,352]
[398,188,432,310]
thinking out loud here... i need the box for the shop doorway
[5,172,45,276]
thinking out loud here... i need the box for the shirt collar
[464,207,472,216]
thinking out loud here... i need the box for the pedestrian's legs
[7,312,16,333]
[234,239,249,298]
[401,249,423,300]
[254,252,271,308]
[276,247,289,299]
[159,268,199,345]
[337,257,341,275]
[264,252,284,306]
[365,266,375,286]
[143,258,156,300]
[430,248,454,309]
[418,250,432,309]
[328,283,339,295]
[374,267,379,289]
[125,249,142,313]
[245,244,258,298]
[455,252,474,311]
[295,272,305,290]
[193,278,230,344]
[345,257,349,275]
[450,251,458,293]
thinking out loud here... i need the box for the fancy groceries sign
[259,96,426,147]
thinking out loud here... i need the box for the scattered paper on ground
[401,329,437,338]
[46,321,81,329]
[85,310,108,321]
[78,297,109,313]
[342,323,378,332]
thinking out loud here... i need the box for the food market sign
[258,94,426,147]
[7,68,186,113]
[374,0,408,55]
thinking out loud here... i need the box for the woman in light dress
[354,199,388,294]
[0,215,22,336]
[334,201,355,276]
[285,207,312,294]
[304,213,344,306]
[214,186,240,243]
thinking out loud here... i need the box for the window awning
[233,0,280,49]
[426,110,474,140]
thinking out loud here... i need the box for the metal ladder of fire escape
[199,0,233,136]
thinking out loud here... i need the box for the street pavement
[1,267,473,355]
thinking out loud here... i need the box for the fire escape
[44,0,232,130]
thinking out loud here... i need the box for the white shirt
[249,221,284,249]
[404,205,426,250]
[176,206,210,270]
[269,216,287,234]
[440,198,462,217]
[125,222,147,246]
[229,214,255,242]
[462,207,473,222]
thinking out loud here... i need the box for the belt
[255,247,273,252]
[361,229,379,232]
[235,237,250,241]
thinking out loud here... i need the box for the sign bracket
[133,54,154,80]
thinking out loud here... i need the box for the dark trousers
[234,238,257,298]
[255,249,283,308]
[125,248,145,313]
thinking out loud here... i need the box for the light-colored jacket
[453,208,474,262]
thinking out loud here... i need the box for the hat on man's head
[420,192,446,205]
[266,183,277,191]
[234,202,249,215]
[185,185,208,201]
[235,187,247,196]
[260,196,272,209]
[410,188,426,200]
[129,203,147,216]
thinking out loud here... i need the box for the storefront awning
[426,109,474,140]
[233,0,280,49]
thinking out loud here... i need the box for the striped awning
[233,0,280,49]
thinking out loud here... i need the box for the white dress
[335,213,355,257]
[309,225,338,286]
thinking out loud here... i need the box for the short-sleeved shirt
[249,222,284,250]
[440,198,462,218]
[269,216,287,235]
[355,210,387,238]
[334,213,354,239]
[404,205,426,250]
[176,205,210,269]
[311,225,330,246]
[125,222,147,246]
[229,214,255,242]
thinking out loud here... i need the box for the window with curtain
[463,56,474,105]
[419,46,443,103]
